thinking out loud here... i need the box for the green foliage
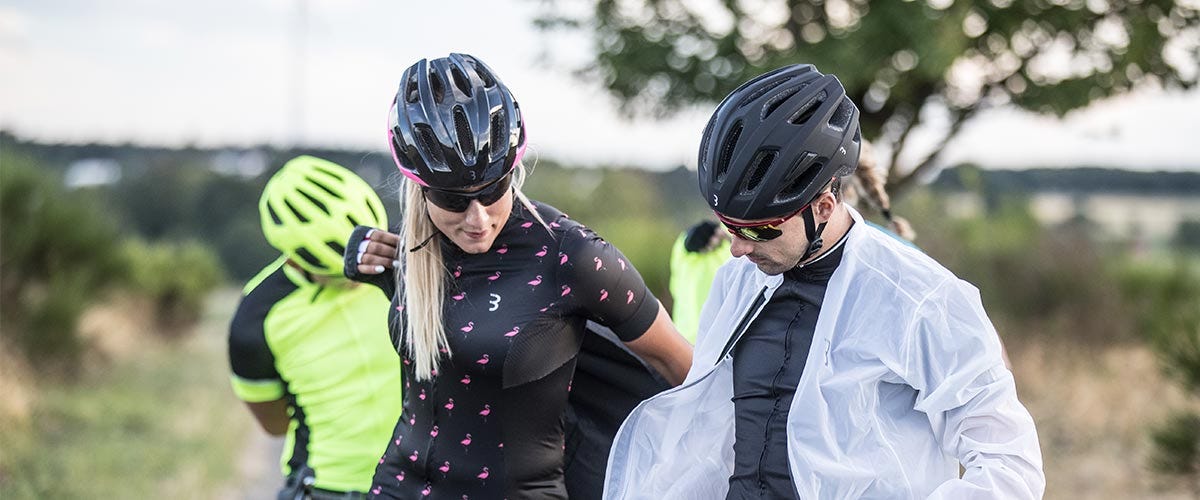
[534,0,1199,192]
[1175,219,1200,253]
[1120,260,1200,393]
[0,153,125,370]
[119,240,226,331]
[1148,411,1200,490]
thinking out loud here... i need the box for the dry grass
[1012,340,1200,499]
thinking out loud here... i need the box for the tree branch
[888,103,979,197]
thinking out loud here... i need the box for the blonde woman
[345,53,692,500]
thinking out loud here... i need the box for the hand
[355,229,401,275]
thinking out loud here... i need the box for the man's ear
[814,192,838,222]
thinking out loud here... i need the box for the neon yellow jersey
[228,257,402,492]
[668,234,731,344]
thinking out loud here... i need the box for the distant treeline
[932,164,1200,196]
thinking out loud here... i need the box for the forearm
[626,305,693,386]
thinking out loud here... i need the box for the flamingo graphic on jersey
[452,292,466,301]
[477,466,490,484]
[372,486,382,495]
[527,275,542,286]
[594,257,604,270]
[619,258,627,271]
[430,425,439,437]
[421,484,432,496]
[520,221,534,229]
[460,321,474,333]
[627,290,635,304]
[559,252,568,265]
[599,289,609,302]
[438,461,451,476]
[476,354,490,365]
[503,326,520,338]
[550,220,561,228]
[460,374,471,387]
[444,398,455,411]
[418,389,426,400]
[409,450,419,462]
[461,433,473,454]
[488,271,501,281]
[496,244,508,254]
[395,471,405,482]
[535,245,548,257]
[560,285,571,297]
[479,404,491,419]
[453,266,462,278]
[395,304,404,313]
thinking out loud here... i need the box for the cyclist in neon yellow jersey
[228,155,402,499]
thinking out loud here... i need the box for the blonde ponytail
[850,141,915,241]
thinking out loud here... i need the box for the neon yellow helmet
[260,155,388,276]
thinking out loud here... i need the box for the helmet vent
[454,106,476,160]
[268,204,283,225]
[789,90,828,125]
[762,83,804,120]
[405,73,421,104]
[311,164,344,182]
[365,198,381,224]
[430,71,447,104]
[743,150,777,193]
[294,247,323,269]
[716,121,743,181]
[298,189,330,215]
[828,98,854,131]
[852,125,861,143]
[737,76,790,110]
[284,199,309,223]
[450,66,473,97]
[326,240,346,257]
[490,111,507,160]
[305,176,344,199]
[346,214,360,227]
[414,124,446,168]
[474,61,497,88]
[778,153,824,203]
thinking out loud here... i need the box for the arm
[908,281,1045,499]
[623,304,693,386]
[245,398,291,436]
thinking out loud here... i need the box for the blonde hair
[844,140,915,241]
[395,163,548,381]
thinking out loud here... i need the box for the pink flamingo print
[476,354,490,365]
[496,244,508,254]
[453,265,462,278]
[444,398,455,411]
[527,275,542,286]
[619,258,627,271]
[403,358,412,366]
[395,471,405,482]
[488,271,501,281]
[394,437,402,446]
[409,450,419,462]
[477,466,490,482]
[503,326,520,337]
[460,374,471,386]
[372,486,381,495]
[599,289,609,301]
[627,290,635,304]
[550,220,561,228]
[430,425,438,437]
[498,442,504,448]
[452,292,466,301]
[431,368,439,377]
[438,461,451,475]
[560,285,571,297]
[421,484,431,496]
[460,321,474,333]
[535,245,548,257]
[395,304,404,312]
[594,256,604,270]
[520,221,534,229]
[559,252,568,265]
[409,414,416,426]
[479,404,491,418]
[461,433,473,452]
[418,389,426,400]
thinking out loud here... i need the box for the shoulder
[842,223,960,307]
[232,265,301,339]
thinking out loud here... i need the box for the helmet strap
[798,207,827,264]
[409,230,441,253]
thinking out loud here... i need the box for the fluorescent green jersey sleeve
[668,233,731,344]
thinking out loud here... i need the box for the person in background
[228,155,403,500]
[606,64,1044,499]
[346,53,692,499]
[668,220,730,343]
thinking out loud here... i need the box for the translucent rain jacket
[604,207,1045,499]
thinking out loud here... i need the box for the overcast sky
[2,0,1198,171]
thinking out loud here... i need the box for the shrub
[119,239,226,331]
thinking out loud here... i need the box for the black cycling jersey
[727,232,848,500]
[349,201,660,500]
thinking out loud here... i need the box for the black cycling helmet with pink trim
[388,53,527,190]
[698,64,861,221]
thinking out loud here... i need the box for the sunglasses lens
[423,174,512,213]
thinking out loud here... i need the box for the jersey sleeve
[228,271,288,403]
[555,221,660,342]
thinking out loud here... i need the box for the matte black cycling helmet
[698,64,861,221]
[388,53,527,190]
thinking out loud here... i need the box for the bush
[119,239,226,331]
[0,154,125,371]
[1148,411,1200,493]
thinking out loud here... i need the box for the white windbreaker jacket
[605,207,1045,499]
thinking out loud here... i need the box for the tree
[533,0,1199,195]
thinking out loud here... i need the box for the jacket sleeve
[904,279,1045,500]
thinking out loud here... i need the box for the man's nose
[729,236,753,258]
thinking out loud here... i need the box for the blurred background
[2,0,1199,498]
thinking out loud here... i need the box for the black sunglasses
[422,174,513,213]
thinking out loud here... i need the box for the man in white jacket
[604,65,1045,499]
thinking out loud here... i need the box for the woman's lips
[464,230,487,240]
